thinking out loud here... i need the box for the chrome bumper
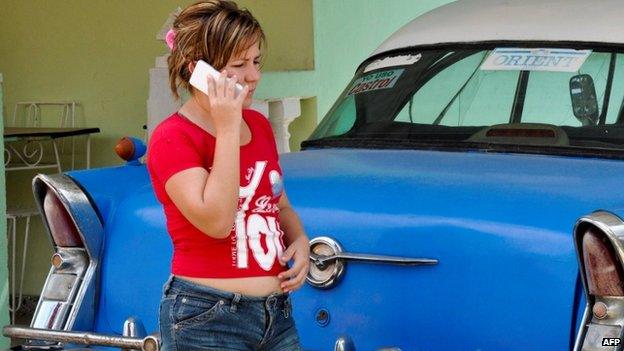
[3,325,159,351]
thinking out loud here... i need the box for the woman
[147,1,309,349]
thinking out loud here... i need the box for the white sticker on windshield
[347,69,404,96]
[481,48,592,72]
[364,54,422,73]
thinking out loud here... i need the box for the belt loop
[267,295,276,308]
[162,275,174,296]
[283,295,291,318]
[230,293,242,313]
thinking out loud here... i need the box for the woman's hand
[278,235,310,293]
[198,69,249,134]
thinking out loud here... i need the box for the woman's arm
[164,130,239,238]
[165,73,249,239]
[277,191,310,292]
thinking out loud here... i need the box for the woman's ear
[188,61,196,74]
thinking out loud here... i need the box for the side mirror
[570,74,599,126]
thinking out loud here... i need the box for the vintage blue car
[5,0,624,350]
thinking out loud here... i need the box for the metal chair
[6,208,40,324]
[8,101,78,172]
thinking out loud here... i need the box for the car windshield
[305,45,624,158]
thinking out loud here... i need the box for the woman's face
[224,41,262,108]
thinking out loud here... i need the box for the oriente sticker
[481,48,591,72]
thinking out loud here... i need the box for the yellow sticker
[347,69,404,96]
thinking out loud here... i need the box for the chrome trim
[573,211,624,351]
[574,276,592,351]
[334,336,356,351]
[41,274,77,301]
[50,248,88,274]
[592,297,624,326]
[307,237,346,289]
[30,174,104,332]
[3,326,159,351]
[32,174,103,260]
[310,252,438,268]
[333,335,401,351]
[31,248,88,330]
[31,301,70,330]
[22,342,63,350]
[123,317,147,338]
[123,317,148,351]
[51,249,88,270]
[307,236,438,289]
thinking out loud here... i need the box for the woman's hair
[168,0,265,99]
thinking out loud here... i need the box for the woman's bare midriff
[177,275,283,297]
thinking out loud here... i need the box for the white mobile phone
[189,59,244,97]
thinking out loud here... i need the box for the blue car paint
[67,148,621,350]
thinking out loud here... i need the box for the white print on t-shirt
[244,166,255,182]
[269,170,283,198]
[253,196,279,214]
[233,161,285,270]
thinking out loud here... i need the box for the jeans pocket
[171,293,225,328]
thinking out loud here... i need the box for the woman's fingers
[217,70,228,97]
[283,266,308,292]
[213,70,244,103]
[279,264,299,282]
[206,75,217,98]
[236,84,250,104]
[203,68,246,121]
[280,254,309,292]
[225,75,237,99]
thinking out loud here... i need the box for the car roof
[371,0,624,56]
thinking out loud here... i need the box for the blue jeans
[159,276,302,351]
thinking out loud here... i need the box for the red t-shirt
[147,109,287,278]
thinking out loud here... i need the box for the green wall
[0,74,11,349]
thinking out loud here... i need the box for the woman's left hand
[278,235,310,293]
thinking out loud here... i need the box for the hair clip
[165,29,176,50]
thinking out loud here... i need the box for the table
[4,127,100,172]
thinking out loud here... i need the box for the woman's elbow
[188,206,236,239]
[207,224,233,239]
[196,218,235,239]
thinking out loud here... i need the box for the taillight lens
[43,188,82,247]
[582,228,624,296]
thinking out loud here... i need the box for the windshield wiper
[432,53,488,125]
[599,53,617,125]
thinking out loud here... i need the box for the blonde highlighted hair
[167,0,265,99]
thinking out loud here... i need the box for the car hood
[279,148,624,350]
